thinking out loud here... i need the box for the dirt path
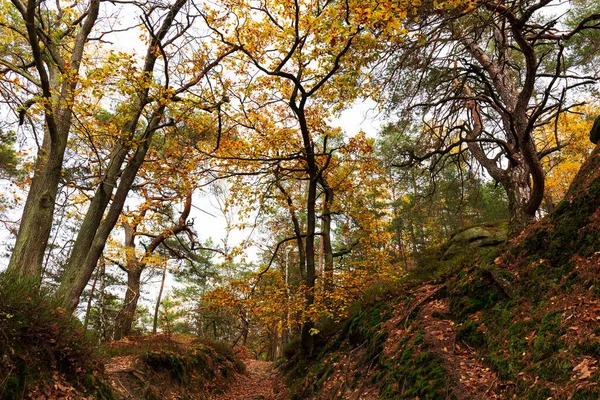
[213,359,286,400]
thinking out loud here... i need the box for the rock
[443,225,507,259]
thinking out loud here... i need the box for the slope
[283,143,600,399]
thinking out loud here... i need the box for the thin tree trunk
[98,256,107,343]
[321,184,334,297]
[301,175,318,358]
[83,265,100,332]
[153,260,168,334]
[232,315,250,347]
[275,178,306,280]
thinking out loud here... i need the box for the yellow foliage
[537,105,598,203]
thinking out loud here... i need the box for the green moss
[143,351,188,383]
[378,333,451,399]
[141,344,238,390]
[532,356,571,382]
[525,177,600,273]
[574,341,600,358]
[456,321,485,348]
[526,385,552,400]
[82,373,115,400]
[340,302,393,364]
[532,311,565,362]
[410,249,478,285]
[449,267,508,321]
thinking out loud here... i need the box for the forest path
[213,359,287,400]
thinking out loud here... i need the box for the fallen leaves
[573,358,598,381]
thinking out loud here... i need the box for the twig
[485,378,497,395]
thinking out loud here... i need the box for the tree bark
[301,175,318,358]
[59,110,164,312]
[98,256,108,343]
[6,0,100,280]
[504,161,537,233]
[153,260,168,335]
[321,182,334,298]
[114,267,142,339]
[83,265,100,332]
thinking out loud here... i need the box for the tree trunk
[502,159,537,234]
[7,132,67,280]
[301,176,318,358]
[153,260,168,334]
[98,256,107,343]
[6,0,100,281]
[83,265,100,332]
[58,110,165,312]
[114,267,143,340]
[321,184,334,297]
[58,0,189,311]
[233,315,249,347]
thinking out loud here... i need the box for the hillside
[283,145,600,399]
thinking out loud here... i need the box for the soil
[213,359,287,400]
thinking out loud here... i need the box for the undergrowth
[102,334,245,397]
[0,273,114,399]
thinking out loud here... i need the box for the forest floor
[214,359,286,400]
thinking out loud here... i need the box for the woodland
[1,0,600,398]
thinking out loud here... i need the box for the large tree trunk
[7,131,67,279]
[57,0,198,311]
[58,110,164,312]
[6,0,100,280]
[504,162,536,234]
[114,267,143,339]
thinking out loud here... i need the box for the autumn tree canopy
[377,0,600,233]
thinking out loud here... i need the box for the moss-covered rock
[443,225,507,259]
